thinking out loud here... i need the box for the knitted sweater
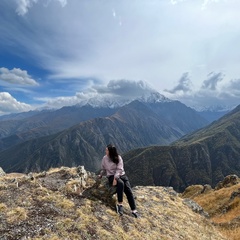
[100,155,125,179]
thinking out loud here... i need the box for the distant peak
[192,104,235,112]
[76,92,171,108]
[136,92,171,103]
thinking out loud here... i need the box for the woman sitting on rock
[99,144,138,218]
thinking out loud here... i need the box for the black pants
[108,175,136,211]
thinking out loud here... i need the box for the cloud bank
[164,71,240,110]
[41,79,158,109]
[3,0,238,91]
[1,0,240,114]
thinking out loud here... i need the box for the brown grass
[190,183,240,240]
[0,203,7,211]
[0,167,227,240]
[220,228,240,240]
[6,207,28,224]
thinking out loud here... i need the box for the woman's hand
[112,178,117,186]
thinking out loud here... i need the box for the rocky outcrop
[182,177,240,240]
[81,177,117,208]
[0,166,5,177]
[0,167,227,240]
[215,174,240,190]
[182,198,209,218]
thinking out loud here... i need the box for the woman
[99,144,138,218]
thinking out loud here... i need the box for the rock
[77,165,88,188]
[230,188,240,201]
[215,175,240,190]
[201,184,212,194]
[82,177,117,207]
[183,198,209,218]
[0,167,6,177]
[27,172,34,180]
[180,185,204,198]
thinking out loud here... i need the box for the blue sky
[1,0,240,115]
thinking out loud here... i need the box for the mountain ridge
[124,104,240,191]
[0,100,208,174]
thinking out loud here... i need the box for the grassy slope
[0,167,226,240]
[181,181,240,240]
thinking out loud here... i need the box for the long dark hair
[107,144,119,164]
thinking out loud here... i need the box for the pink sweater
[100,155,125,179]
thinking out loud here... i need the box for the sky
[1,0,240,115]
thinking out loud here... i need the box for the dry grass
[189,183,240,240]
[6,207,28,224]
[211,198,240,223]
[3,172,26,178]
[220,228,240,240]
[0,203,7,211]
[180,185,204,199]
[55,198,75,210]
[0,167,227,240]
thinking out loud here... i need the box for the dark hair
[107,144,119,164]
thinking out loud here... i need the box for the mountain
[0,92,204,143]
[0,167,227,240]
[146,100,208,134]
[0,105,117,151]
[0,93,228,152]
[123,104,240,192]
[197,109,230,122]
[0,109,50,121]
[0,100,208,173]
[75,91,171,108]
[194,105,232,122]
[0,92,170,151]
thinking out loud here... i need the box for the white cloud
[94,80,156,97]
[201,72,224,90]
[40,80,157,109]
[0,67,39,86]
[15,0,67,16]
[164,72,239,110]
[166,73,192,94]
[3,0,239,93]
[15,0,36,16]
[0,92,33,114]
[40,95,79,109]
[170,0,223,9]
[201,0,221,9]
[170,0,187,5]
[1,0,240,113]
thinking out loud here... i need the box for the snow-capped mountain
[192,104,235,112]
[193,104,234,122]
[76,92,171,108]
